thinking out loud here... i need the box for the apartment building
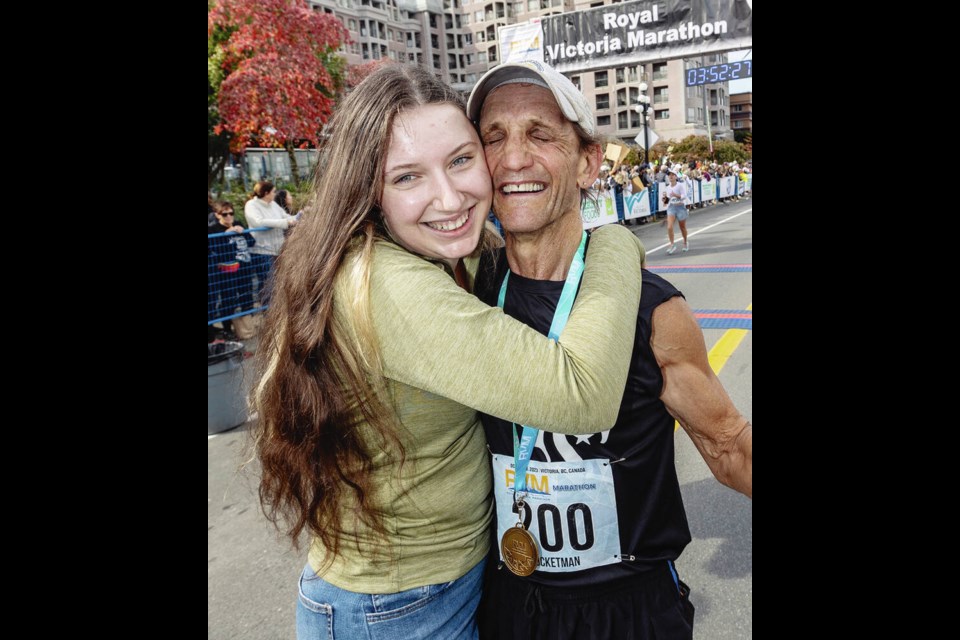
[308,0,733,146]
[730,91,752,134]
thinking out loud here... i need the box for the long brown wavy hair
[249,63,475,560]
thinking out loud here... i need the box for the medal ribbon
[497,230,587,496]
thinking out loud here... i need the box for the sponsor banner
[499,19,545,64]
[540,0,753,73]
[701,179,716,202]
[657,183,669,213]
[581,190,620,229]
[624,188,652,220]
[718,176,736,198]
[683,177,695,205]
[737,177,745,196]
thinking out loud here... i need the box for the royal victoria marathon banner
[527,0,752,73]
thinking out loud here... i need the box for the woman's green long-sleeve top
[309,225,646,594]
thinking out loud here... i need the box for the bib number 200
[513,501,595,552]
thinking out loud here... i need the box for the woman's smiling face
[380,103,492,267]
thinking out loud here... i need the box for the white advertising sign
[580,190,619,229]
[499,20,545,64]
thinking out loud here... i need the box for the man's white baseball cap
[467,61,596,135]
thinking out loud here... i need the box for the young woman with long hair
[250,63,645,639]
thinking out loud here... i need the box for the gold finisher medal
[500,523,539,577]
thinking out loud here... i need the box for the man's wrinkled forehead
[480,82,566,129]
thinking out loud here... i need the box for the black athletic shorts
[478,560,694,640]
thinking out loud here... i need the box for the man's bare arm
[651,296,752,498]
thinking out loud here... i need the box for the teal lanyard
[497,231,587,495]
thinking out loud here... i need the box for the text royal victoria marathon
[545,5,729,62]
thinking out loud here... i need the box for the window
[616,68,625,84]
[630,111,640,128]
[618,111,628,129]
[348,19,357,30]
[617,88,627,107]
[527,0,538,9]
[478,51,487,63]
[463,33,472,45]
[488,45,497,62]
[732,105,743,112]
[597,115,611,127]
[652,62,668,80]
[571,76,580,90]
[687,107,696,122]
[475,10,484,22]
[595,70,608,88]
[655,109,669,120]
[433,54,441,69]
[596,93,609,110]
[653,87,669,103]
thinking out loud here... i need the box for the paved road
[208,197,752,639]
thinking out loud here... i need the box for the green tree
[734,130,752,155]
[655,134,751,165]
[208,13,236,191]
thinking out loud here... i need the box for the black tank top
[474,242,692,587]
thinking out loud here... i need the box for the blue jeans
[297,557,485,640]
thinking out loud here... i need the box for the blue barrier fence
[208,226,271,327]
[581,174,750,228]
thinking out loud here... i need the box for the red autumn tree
[208,0,349,186]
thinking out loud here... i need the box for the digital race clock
[685,60,752,87]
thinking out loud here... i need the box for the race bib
[491,453,621,573]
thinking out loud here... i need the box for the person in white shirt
[664,169,689,254]
[244,180,299,303]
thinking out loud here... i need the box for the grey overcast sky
[727,49,752,94]
[728,0,753,94]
